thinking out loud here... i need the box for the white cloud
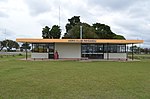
[0,0,150,47]
[24,0,52,16]
[0,11,9,18]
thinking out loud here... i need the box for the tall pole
[107,43,109,60]
[132,43,134,60]
[59,5,60,26]
[126,44,128,61]
[58,0,61,27]
[25,42,28,60]
[80,26,82,39]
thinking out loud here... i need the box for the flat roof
[16,38,144,44]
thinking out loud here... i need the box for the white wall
[31,53,48,59]
[55,43,81,58]
[104,53,127,60]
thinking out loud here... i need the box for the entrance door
[48,43,54,59]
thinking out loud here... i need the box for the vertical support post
[25,42,27,60]
[107,43,109,60]
[132,43,134,60]
[32,43,33,52]
[81,43,82,58]
[126,44,128,61]
[102,44,105,59]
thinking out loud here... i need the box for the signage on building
[68,39,97,43]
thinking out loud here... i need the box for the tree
[42,25,61,39]
[64,23,98,39]
[64,16,98,39]
[42,26,50,39]
[63,16,125,39]
[20,43,31,52]
[113,35,125,39]
[50,25,61,39]
[65,16,81,33]
[130,45,141,54]
[0,39,19,51]
[92,23,125,39]
[0,41,4,51]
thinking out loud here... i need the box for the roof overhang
[16,38,144,44]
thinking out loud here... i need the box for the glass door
[48,43,54,59]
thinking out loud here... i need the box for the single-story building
[16,38,143,60]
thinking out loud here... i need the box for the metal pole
[59,5,60,26]
[107,43,109,60]
[25,42,27,60]
[132,43,134,60]
[80,26,82,39]
[126,44,128,61]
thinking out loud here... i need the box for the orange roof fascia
[16,38,144,44]
[16,38,69,43]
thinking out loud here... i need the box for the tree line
[42,16,125,39]
[0,40,19,51]
[0,40,30,52]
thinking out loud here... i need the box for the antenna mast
[59,0,60,26]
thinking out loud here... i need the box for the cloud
[24,0,52,16]
[0,11,9,18]
[0,0,150,47]
[0,0,8,2]
[0,28,16,40]
[87,0,144,11]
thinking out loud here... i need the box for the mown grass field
[0,55,150,99]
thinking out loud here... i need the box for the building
[16,38,143,60]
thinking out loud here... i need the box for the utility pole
[80,26,82,39]
[59,5,60,26]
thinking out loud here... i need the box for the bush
[18,53,23,56]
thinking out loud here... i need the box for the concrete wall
[31,53,48,59]
[104,53,127,60]
[55,43,81,59]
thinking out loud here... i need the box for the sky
[0,0,150,47]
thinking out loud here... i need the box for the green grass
[0,56,150,99]
[128,54,150,60]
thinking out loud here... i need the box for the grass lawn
[0,55,150,99]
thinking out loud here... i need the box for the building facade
[16,39,143,60]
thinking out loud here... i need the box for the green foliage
[65,16,81,32]
[64,23,98,39]
[0,39,19,51]
[0,41,4,51]
[93,23,115,39]
[50,25,61,39]
[63,16,125,39]
[113,35,126,39]
[42,26,50,39]
[42,25,61,39]
[20,43,31,51]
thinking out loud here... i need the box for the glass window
[81,44,104,59]
[32,43,54,53]
[97,45,103,53]
[103,44,126,53]
[117,44,126,53]
[81,44,104,54]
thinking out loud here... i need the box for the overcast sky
[0,0,150,47]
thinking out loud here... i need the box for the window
[117,44,126,53]
[32,43,54,53]
[104,44,126,53]
[81,44,104,59]
[81,44,104,54]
